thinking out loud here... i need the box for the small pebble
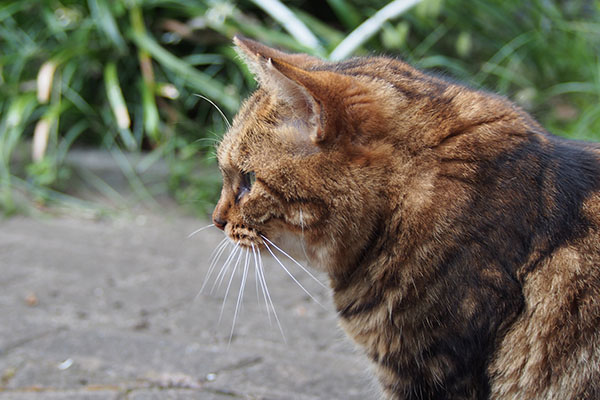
[1,367,16,385]
[58,358,73,370]
[133,320,150,331]
[25,293,38,307]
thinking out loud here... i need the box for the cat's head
[212,37,454,273]
[212,37,404,273]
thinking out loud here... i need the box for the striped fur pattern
[212,36,600,399]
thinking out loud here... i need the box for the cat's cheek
[240,194,281,227]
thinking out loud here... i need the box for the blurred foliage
[1,0,599,216]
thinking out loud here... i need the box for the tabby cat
[212,36,600,399]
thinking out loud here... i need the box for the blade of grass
[75,166,128,205]
[326,0,362,29]
[140,77,161,143]
[0,1,33,22]
[11,175,112,215]
[109,145,160,209]
[290,7,345,46]
[0,94,35,213]
[545,82,599,97]
[330,0,423,60]
[88,0,127,53]
[56,119,88,164]
[473,32,532,86]
[104,61,136,150]
[249,0,321,51]
[130,4,161,144]
[129,30,239,112]
[182,54,225,66]
[411,24,449,60]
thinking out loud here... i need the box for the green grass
[1,0,599,216]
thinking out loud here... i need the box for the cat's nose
[213,216,227,230]
[213,198,231,231]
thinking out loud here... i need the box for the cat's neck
[327,206,523,398]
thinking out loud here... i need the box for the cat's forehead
[217,90,275,170]
[217,125,253,172]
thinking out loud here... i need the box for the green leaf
[326,0,362,29]
[88,0,127,52]
[103,61,136,150]
[129,30,239,112]
[140,78,161,143]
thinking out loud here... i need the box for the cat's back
[338,56,600,399]
[488,133,600,400]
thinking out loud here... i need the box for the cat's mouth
[225,223,262,248]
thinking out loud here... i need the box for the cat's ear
[233,35,347,143]
[233,35,321,72]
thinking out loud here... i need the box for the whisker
[187,224,215,238]
[251,243,261,309]
[261,235,328,289]
[257,249,286,342]
[299,208,311,263]
[211,243,241,294]
[230,248,250,343]
[253,243,272,324]
[262,240,325,308]
[193,93,232,130]
[218,247,244,326]
[192,137,221,145]
[256,248,271,322]
[198,237,230,295]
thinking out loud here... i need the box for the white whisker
[262,240,325,308]
[193,137,221,145]
[261,235,328,289]
[299,208,311,263]
[218,247,244,326]
[198,237,230,295]
[251,244,261,309]
[230,249,250,343]
[212,243,240,294]
[187,224,215,238]
[257,251,286,342]
[253,244,272,323]
[193,94,232,130]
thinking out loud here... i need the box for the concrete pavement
[0,213,375,399]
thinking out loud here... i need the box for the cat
[211,35,600,399]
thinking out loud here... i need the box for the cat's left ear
[234,35,350,143]
[233,35,322,75]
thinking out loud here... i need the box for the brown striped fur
[212,36,600,399]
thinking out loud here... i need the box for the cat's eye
[244,171,256,188]
[236,171,256,202]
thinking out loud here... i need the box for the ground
[0,210,374,399]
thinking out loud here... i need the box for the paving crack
[0,326,68,358]
[218,356,263,374]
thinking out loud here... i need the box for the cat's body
[212,36,600,399]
